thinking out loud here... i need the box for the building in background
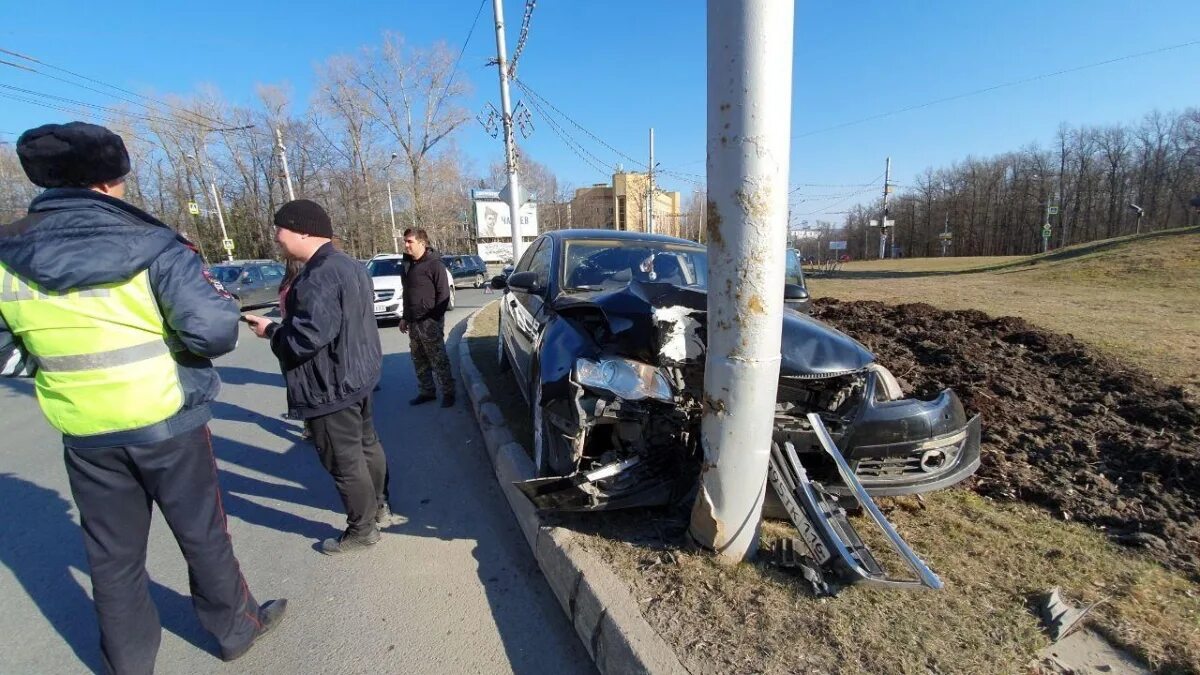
[471,188,538,263]
[569,171,682,237]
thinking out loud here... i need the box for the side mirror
[506,271,540,293]
[783,283,809,301]
[490,275,509,290]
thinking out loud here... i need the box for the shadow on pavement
[215,366,285,388]
[0,376,35,397]
[0,473,219,671]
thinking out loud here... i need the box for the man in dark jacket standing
[243,200,390,555]
[399,228,455,407]
[0,122,286,673]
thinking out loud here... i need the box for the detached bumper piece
[767,413,944,595]
[515,455,696,512]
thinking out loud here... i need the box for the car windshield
[209,266,243,283]
[367,259,404,277]
[561,239,708,292]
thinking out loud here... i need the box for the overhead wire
[518,87,615,180]
[432,0,488,123]
[0,47,242,132]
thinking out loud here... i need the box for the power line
[519,90,615,180]
[0,47,240,131]
[514,77,645,169]
[0,83,185,127]
[432,0,488,123]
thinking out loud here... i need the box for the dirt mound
[813,298,1200,576]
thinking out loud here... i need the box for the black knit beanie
[273,199,333,238]
[17,121,131,188]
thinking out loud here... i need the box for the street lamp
[385,153,400,253]
[1127,202,1144,235]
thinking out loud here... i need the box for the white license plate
[374,303,389,313]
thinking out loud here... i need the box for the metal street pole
[275,127,296,201]
[648,127,655,234]
[881,156,891,259]
[690,0,793,562]
[492,0,525,265]
[386,181,399,252]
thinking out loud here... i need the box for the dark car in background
[442,254,489,288]
[208,260,286,309]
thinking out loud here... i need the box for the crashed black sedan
[495,229,981,514]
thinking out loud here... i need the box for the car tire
[475,273,485,288]
[448,288,456,311]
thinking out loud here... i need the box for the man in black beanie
[243,200,391,554]
[0,121,286,672]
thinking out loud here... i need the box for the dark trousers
[308,394,389,536]
[410,318,454,398]
[64,425,261,675]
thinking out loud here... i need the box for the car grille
[853,431,967,481]
[374,290,395,302]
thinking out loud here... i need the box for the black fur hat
[16,121,131,188]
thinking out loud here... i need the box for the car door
[502,237,550,386]
[237,264,262,306]
[260,263,285,305]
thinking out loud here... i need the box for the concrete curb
[458,303,688,675]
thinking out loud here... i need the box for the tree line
[836,108,1200,259]
[0,33,568,262]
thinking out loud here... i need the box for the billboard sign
[828,240,848,250]
[474,200,538,239]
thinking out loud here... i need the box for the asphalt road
[0,286,592,674]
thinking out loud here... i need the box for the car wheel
[475,273,485,288]
[448,288,456,311]
[531,363,576,478]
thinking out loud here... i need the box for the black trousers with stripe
[64,424,261,674]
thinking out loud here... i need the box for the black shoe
[375,503,394,526]
[321,527,381,555]
[409,393,436,406]
[440,394,456,408]
[222,599,289,662]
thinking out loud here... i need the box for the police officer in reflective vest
[0,122,286,673]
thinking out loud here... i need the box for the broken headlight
[575,357,673,403]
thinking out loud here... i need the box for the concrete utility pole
[491,0,525,265]
[689,0,793,562]
[881,156,892,259]
[209,181,233,262]
[647,127,655,234]
[275,128,296,201]
[386,153,400,253]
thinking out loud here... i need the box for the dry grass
[815,227,1200,395]
[465,235,1200,673]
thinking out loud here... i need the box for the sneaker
[440,394,456,408]
[409,393,437,406]
[222,599,289,661]
[375,503,394,526]
[321,527,381,555]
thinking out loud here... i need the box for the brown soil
[812,298,1200,577]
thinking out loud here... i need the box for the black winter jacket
[401,249,450,323]
[268,242,381,419]
[0,188,240,449]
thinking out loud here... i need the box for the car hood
[551,281,873,376]
[372,275,404,290]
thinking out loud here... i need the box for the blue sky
[2,1,1197,224]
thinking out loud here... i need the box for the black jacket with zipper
[401,248,450,323]
[267,242,381,419]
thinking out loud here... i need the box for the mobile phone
[239,315,253,324]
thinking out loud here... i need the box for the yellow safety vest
[0,264,183,437]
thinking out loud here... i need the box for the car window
[367,258,404,277]
[514,238,545,274]
[243,266,263,282]
[527,241,552,287]
[785,250,805,287]
[261,264,284,280]
[209,266,242,284]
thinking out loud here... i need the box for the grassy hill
[811,226,1200,395]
